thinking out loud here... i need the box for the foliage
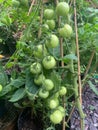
[0,0,98,129]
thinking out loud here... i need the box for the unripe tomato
[46,20,55,30]
[44,9,54,20]
[38,88,49,98]
[49,98,59,109]
[43,79,54,91]
[0,39,2,43]
[59,86,67,96]
[34,74,45,85]
[0,85,3,92]
[46,34,59,48]
[50,110,63,124]
[43,24,49,30]
[57,106,65,117]
[33,44,47,58]
[56,2,69,16]
[42,56,56,69]
[59,24,72,38]
[30,62,42,74]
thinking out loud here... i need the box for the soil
[70,79,98,130]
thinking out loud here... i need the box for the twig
[66,102,75,123]
[27,0,35,16]
[83,50,95,79]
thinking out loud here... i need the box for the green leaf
[0,84,12,97]
[9,78,25,88]
[88,81,98,96]
[60,54,77,63]
[9,88,26,102]
[25,70,38,100]
[50,71,61,90]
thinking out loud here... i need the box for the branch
[27,0,35,16]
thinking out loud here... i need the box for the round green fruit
[33,44,47,58]
[42,56,56,69]
[30,62,42,74]
[56,2,69,16]
[44,9,54,20]
[59,24,72,38]
[39,88,49,98]
[59,86,67,96]
[0,85,3,92]
[46,20,55,30]
[50,110,63,124]
[34,74,45,85]
[57,106,65,117]
[43,79,54,91]
[49,98,59,109]
[46,34,59,48]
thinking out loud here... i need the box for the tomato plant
[0,0,98,129]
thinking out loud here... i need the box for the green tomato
[50,110,63,124]
[59,86,67,96]
[0,85,3,92]
[49,98,59,109]
[43,24,49,30]
[33,44,47,58]
[59,24,72,38]
[30,62,42,74]
[34,74,45,85]
[46,34,59,48]
[44,9,54,20]
[42,56,56,69]
[54,92,59,98]
[43,79,54,91]
[12,0,20,7]
[46,20,55,30]
[39,88,49,98]
[0,39,3,43]
[56,2,69,16]
[57,106,65,117]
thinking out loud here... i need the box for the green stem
[70,60,85,130]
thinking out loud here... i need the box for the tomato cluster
[29,1,72,125]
